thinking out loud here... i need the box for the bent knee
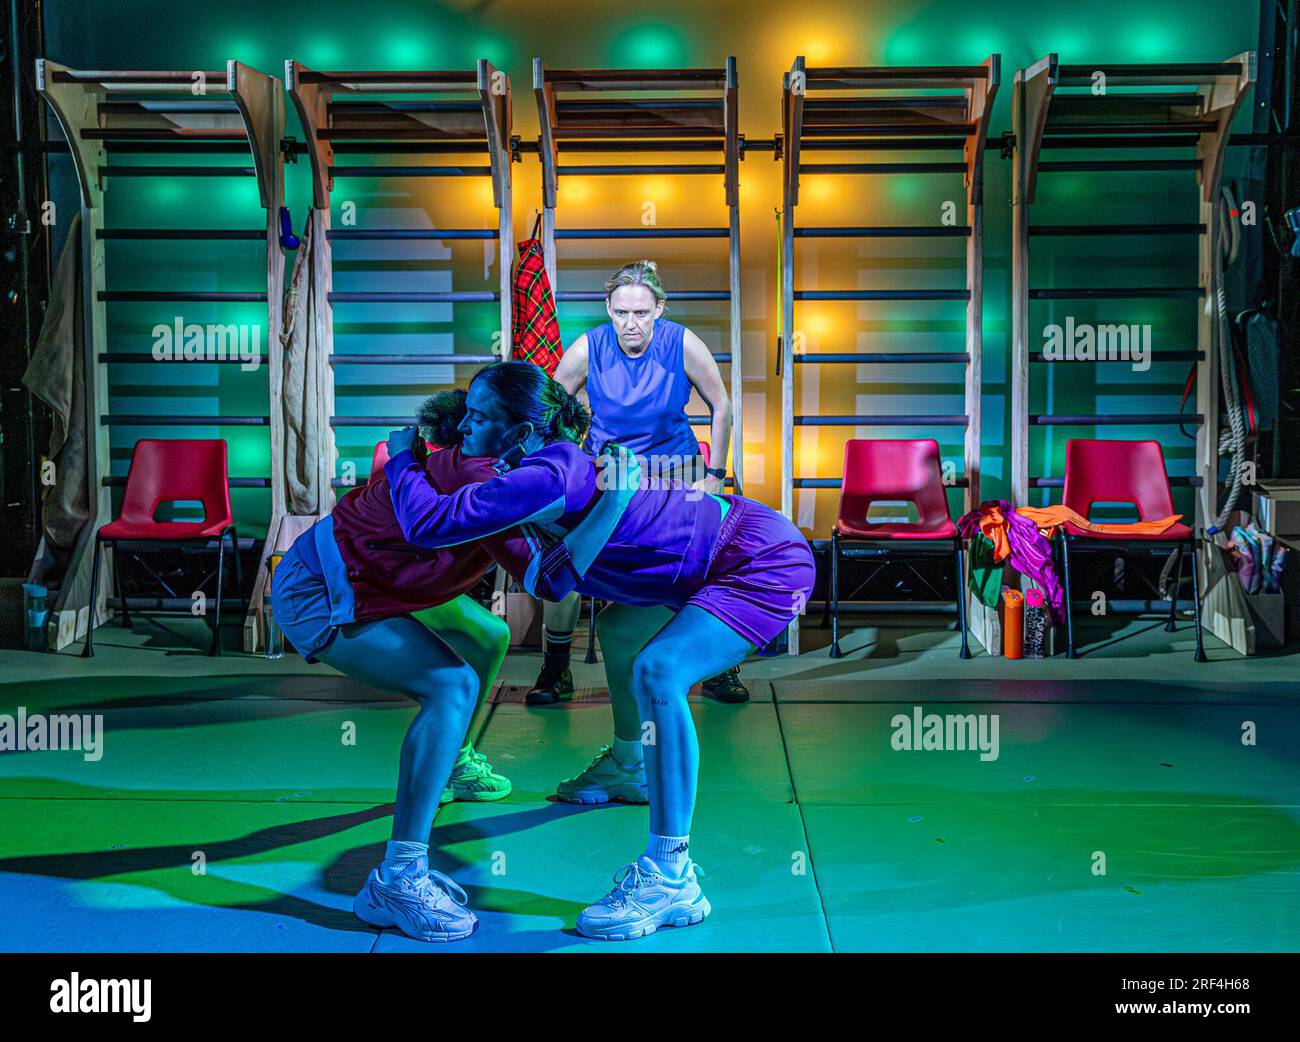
[631,652,685,701]
[484,612,511,657]
[407,662,479,714]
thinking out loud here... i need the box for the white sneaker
[576,856,711,941]
[556,744,648,805]
[353,856,477,942]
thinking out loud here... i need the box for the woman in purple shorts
[386,360,814,940]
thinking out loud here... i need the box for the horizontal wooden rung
[794,352,970,364]
[544,68,729,91]
[795,289,970,301]
[794,414,969,426]
[1029,287,1202,299]
[555,290,730,301]
[102,415,270,426]
[796,226,971,237]
[328,354,498,365]
[328,291,500,303]
[1056,62,1244,85]
[1029,414,1204,425]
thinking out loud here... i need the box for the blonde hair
[604,260,668,313]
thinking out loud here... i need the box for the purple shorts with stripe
[685,495,816,648]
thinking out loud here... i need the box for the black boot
[701,664,749,704]
[526,656,575,706]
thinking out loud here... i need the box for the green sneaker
[441,747,512,804]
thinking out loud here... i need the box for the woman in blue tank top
[527,260,750,715]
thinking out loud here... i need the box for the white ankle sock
[646,833,690,877]
[612,735,644,767]
[380,839,428,882]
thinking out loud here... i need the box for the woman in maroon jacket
[270,391,635,943]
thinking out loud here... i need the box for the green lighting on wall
[470,36,514,68]
[303,38,343,67]
[611,24,687,67]
[882,32,923,64]
[383,33,433,67]
[1128,24,1180,60]
[224,39,266,67]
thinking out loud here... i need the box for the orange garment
[1018,504,1183,537]
[973,503,1013,562]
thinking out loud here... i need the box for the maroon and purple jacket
[385,440,726,610]
[330,445,531,623]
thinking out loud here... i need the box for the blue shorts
[270,544,338,663]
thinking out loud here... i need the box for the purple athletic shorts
[685,495,816,648]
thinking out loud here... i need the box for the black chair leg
[954,541,971,659]
[829,529,841,658]
[82,537,102,658]
[111,541,131,630]
[1060,533,1078,658]
[585,596,599,663]
[209,532,226,656]
[229,525,246,627]
[1165,547,1181,632]
[1189,537,1207,662]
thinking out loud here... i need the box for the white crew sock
[646,833,690,878]
[612,735,644,767]
[379,839,428,882]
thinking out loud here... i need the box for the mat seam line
[769,679,837,953]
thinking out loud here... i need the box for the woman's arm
[384,431,568,548]
[682,328,731,492]
[552,333,590,395]
[524,445,641,600]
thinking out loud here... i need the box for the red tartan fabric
[511,238,563,375]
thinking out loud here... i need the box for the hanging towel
[1016,504,1183,538]
[511,222,563,375]
[23,211,92,598]
[281,211,328,513]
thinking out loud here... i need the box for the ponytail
[471,361,591,446]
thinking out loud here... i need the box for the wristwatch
[705,466,727,480]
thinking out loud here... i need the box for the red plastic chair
[369,438,439,480]
[84,439,241,657]
[829,439,969,658]
[1058,439,1203,660]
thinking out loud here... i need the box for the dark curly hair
[416,389,470,448]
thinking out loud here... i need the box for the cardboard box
[1253,481,1300,537]
[1244,592,1286,649]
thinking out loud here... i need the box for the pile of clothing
[1228,523,1288,594]
[956,500,1187,624]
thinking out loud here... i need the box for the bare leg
[317,615,478,842]
[596,601,675,741]
[631,606,754,836]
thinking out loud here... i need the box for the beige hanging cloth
[281,210,323,513]
[23,211,93,602]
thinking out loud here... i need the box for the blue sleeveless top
[581,317,702,463]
